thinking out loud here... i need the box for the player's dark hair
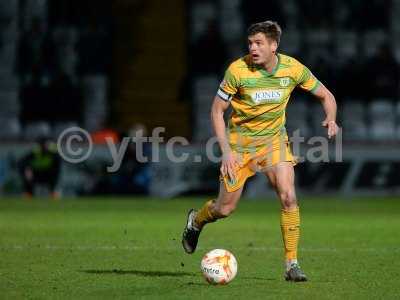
[247,21,282,45]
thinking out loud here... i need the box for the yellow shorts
[221,140,297,193]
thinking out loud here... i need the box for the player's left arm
[311,83,339,139]
[296,63,339,139]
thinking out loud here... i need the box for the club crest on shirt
[280,77,290,87]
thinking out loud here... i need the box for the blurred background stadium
[1,1,400,299]
[0,0,399,198]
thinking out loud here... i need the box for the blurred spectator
[120,123,151,194]
[115,142,151,195]
[91,124,150,195]
[18,137,61,198]
[117,123,151,194]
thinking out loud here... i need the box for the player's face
[248,33,277,66]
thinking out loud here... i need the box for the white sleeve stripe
[217,89,232,101]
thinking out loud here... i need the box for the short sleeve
[217,64,240,101]
[296,64,320,93]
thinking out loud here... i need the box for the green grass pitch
[0,196,399,299]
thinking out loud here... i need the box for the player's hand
[322,119,339,139]
[220,151,238,181]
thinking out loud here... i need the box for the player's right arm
[211,62,242,180]
[211,96,237,180]
[211,62,242,181]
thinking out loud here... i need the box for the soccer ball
[201,249,238,285]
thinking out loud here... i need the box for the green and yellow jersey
[217,53,320,152]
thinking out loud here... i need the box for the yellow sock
[194,199,222,229]
[280,207,300,261]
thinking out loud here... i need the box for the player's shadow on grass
[241,276,275,281]
[82,269,197,277]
